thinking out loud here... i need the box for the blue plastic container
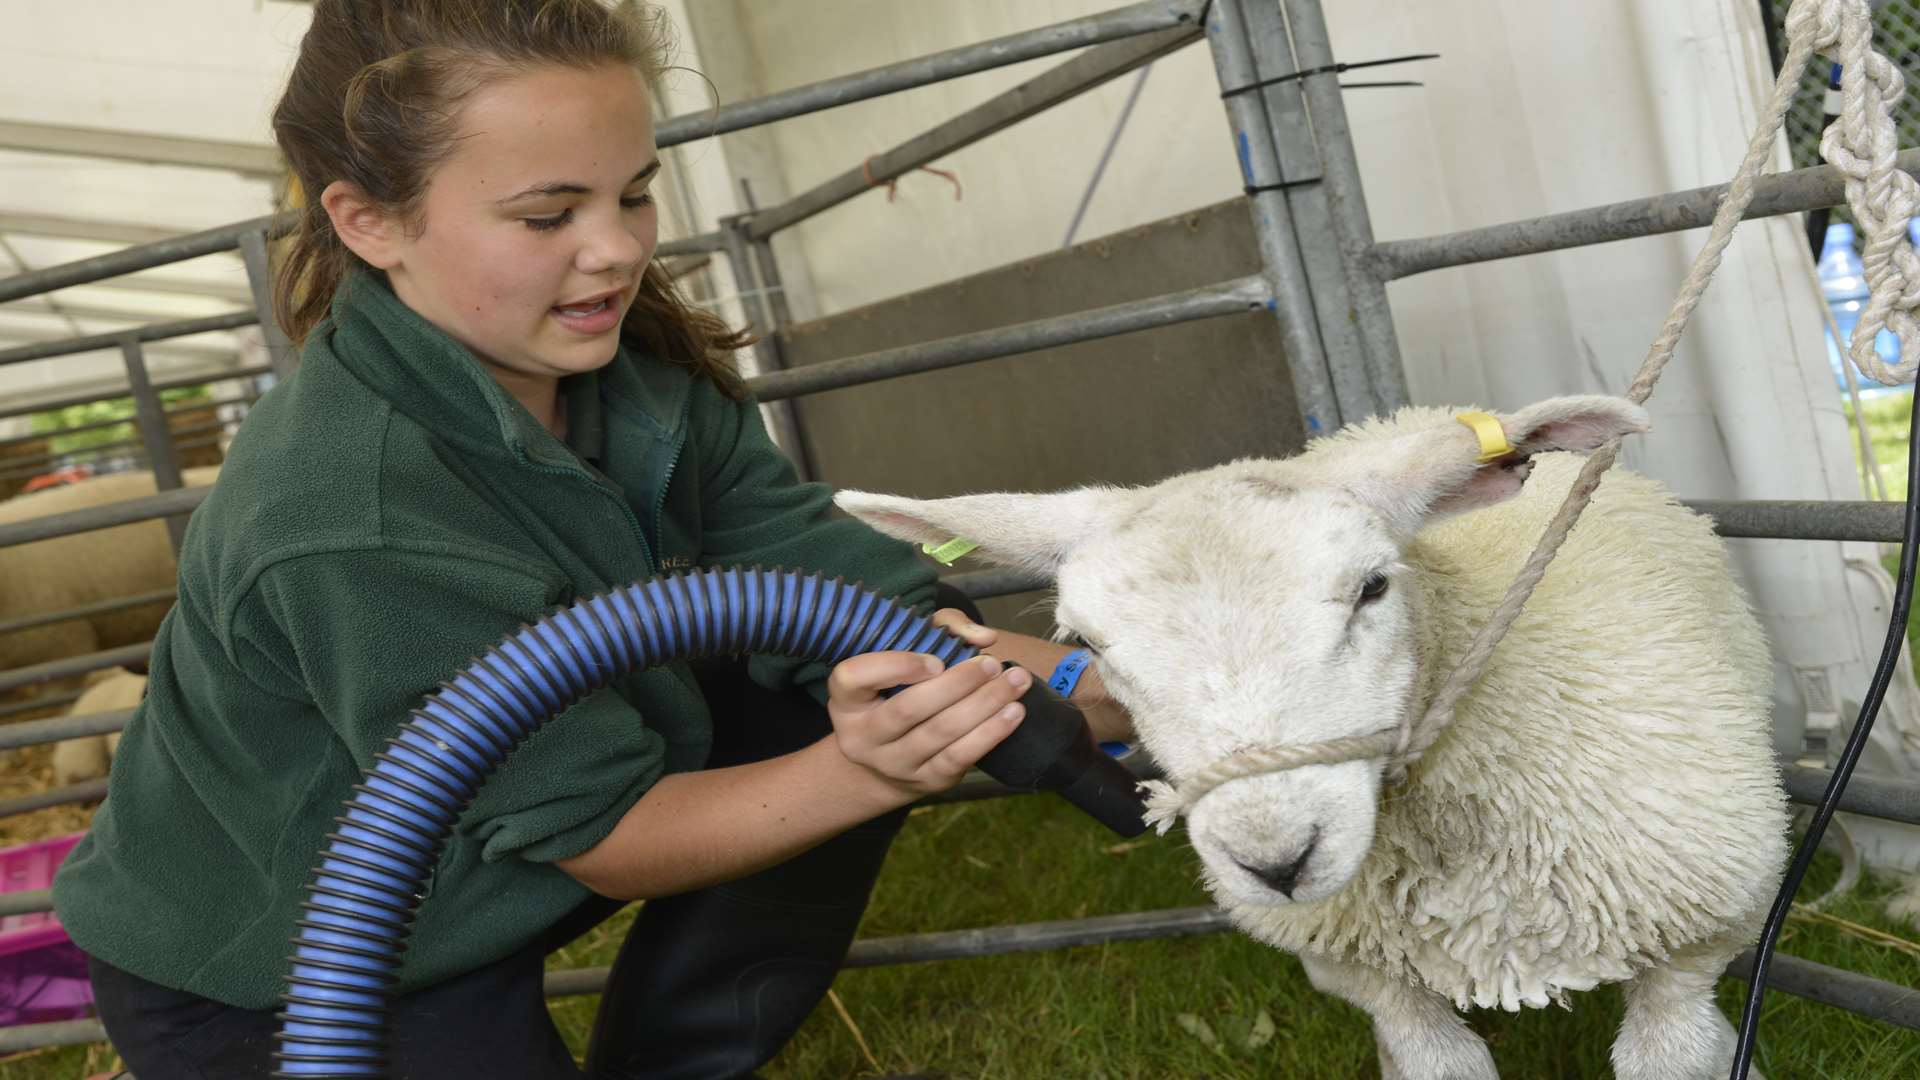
[1819,222,1905,395]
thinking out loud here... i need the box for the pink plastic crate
[0,832,93,1027]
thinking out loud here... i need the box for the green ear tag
[921,537,979,566]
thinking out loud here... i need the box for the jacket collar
[320,268,689,468]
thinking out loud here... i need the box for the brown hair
[271,0,748,394]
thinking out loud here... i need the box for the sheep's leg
[1613,946,1761,1080]
[1300,954,1497,1080]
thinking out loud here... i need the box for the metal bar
[749,274,1272,402]
[1233,0,1374,423]
[655,231,726,257]
[751,25,1200,241]
[1204,1,1341,436]
[1371,147,1920,281]
[0,588,174,636]
[239,227,298,380]
[0,363,271,422]
[0,778,109,819]
[0,1018,104,1054]
[0,435,224,489]
[0,485,208,549]
[1725,950,1920,1030]
[0,213,287,304]
[0,888,52,919]
[0,643,151,695]
[0,309,257,368]
[0,118,282,178]
[0,422,229,481]
[944,567,1051,600]
[1782,766,1920,827]
[120,338,188,553]
[656,0,1208,149]
[1683,500,1904,543]
[13,272,258,305]
[0,708,131,752]
[1280,0,1406,409]
[0,690,81,721]
[0,394,250,450]
[1063,65,1155,249]
[544,907,1234,1000]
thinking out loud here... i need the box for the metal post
[1232,0,1377,421]
[1279,0,1407,411]
[239,226,298,380]
[749,237,794,329]
[719,217,813,480]
[120,337,187,552]
[1204,0,1340,436]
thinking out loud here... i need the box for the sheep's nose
[1237,829,1320,898]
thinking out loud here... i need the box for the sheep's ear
[835,487,1134,574]
[1340,395,1650,535]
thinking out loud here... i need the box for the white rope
[1141,0,1919,826]
[1797,0,1920,386]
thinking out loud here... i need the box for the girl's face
[382,63,660,387]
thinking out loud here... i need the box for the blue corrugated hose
[272,566,1145,1077]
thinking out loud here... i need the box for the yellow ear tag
[1455,411,1514,464]
[921,537,979,566]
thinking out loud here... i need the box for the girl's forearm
[978,630,1133,744]
[555,738,902,901]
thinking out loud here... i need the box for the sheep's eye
[1359,571,1390,603]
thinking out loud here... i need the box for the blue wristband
[1047,648,1092,699]
[1049,649,1132,758]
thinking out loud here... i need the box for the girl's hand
[825,651,1027,803]
[931,608,997,649]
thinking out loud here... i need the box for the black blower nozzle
[973,671,1148,837]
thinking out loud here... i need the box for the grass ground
[5,793,1914,1079]
[1843,391,1914,502]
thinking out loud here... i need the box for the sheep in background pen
[48,667,146,788]
[838,395,1788,1080]
[0,466,219,676]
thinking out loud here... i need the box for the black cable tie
[1219,52,1439,99]
[1245,177,1322,196]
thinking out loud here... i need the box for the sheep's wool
[1226,408,1789,1012]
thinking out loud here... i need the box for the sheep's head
[837,395,1648,907]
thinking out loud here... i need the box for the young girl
[51,2,1129,1076]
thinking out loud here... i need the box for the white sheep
[49,667,146,787]
[838,395,1788,1080]
[0,466,219,674]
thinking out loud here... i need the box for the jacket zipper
[515,451,657,577]
[647,390,694,554]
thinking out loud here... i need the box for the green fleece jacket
[53,269,935,1008]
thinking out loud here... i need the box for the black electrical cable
[1729,391,1920,1078]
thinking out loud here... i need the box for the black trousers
[87,586,975,1080]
